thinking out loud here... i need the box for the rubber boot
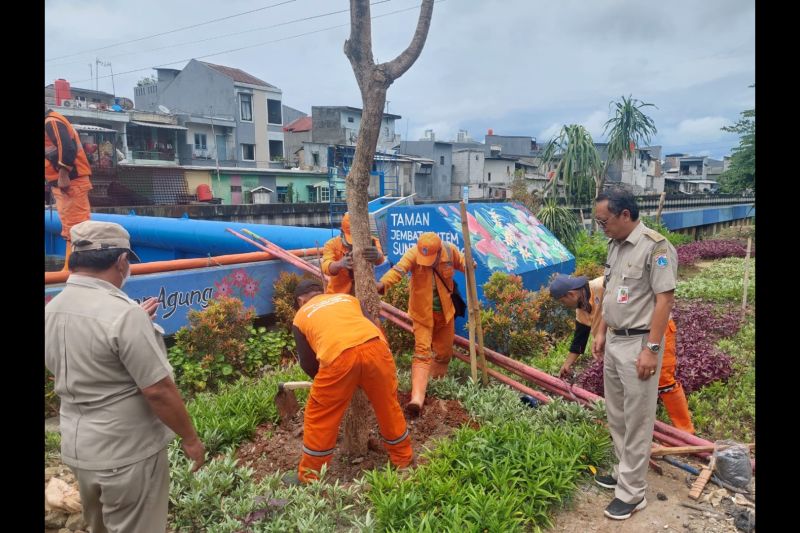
[660,382,695,434]
[406,361,430,417]
[429,359,449,379]
[61,242,72,272]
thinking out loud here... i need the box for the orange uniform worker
[376,232,466,416]
[45,108,93,270]
[321,213,385,295]
[549,274,694,434]
[291,279,413,483]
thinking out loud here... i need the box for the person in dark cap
[45,220,205,533]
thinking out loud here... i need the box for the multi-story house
[133,59,284,168]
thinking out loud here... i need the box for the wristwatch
[646,342,660,353]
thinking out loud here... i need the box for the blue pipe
[44,212,339,261]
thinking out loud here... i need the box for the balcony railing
[130,150,175,162]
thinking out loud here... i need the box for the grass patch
[366,382,611,531]
[676,257,755,303]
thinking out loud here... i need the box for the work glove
[363,246,382,263]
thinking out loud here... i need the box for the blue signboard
[384,202,575,334]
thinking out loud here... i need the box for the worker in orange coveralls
[288,279,413,484]
[321,213,385,295]
[376,232,467,416]
[45,107,93,270]
[549,274,694,434]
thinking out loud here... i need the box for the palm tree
[601,95,658,196]
[536,198,581,252]
[540,124,603,205]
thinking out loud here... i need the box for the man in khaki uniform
[591,189,677,520]
[45,221,205,533]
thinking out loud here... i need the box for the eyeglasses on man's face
[595,213,618,227]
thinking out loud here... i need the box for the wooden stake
[459,202,478,382]
[651,443,754,457]
[459,201,488,385]
[741,237,751,315]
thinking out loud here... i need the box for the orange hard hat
[416,232,442,266]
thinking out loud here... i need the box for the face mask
[119,257,131,288]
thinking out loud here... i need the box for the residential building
[133,59,285,169]
[311,106,401,153]
[597,143,664,194]
[399,140,453,201]
[282,105,307,127]
[483,155,516,199]
[45,83,116,109]
[284,116,313,167]
[483,133,540,159]
[451,148,485,199]
[663,155,721,194]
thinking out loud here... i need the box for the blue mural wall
[383,202,575,335]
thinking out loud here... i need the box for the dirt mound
[236,391,473,484]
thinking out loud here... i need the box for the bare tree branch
[344,0,375,77]
[384,0,434,80]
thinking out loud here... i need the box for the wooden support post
[655,192,666,224]
[741,237,752,315]
[459,201,478,382]
[459,201,488,385]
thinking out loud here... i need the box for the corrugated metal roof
[130,121,187,131]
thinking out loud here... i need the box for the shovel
[275,381,312,424]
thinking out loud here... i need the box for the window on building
[277,186,288,203]
[242,144,255,161]
[475,155,479,161]
[347,116,354,123]
[320,186,330,202]
[194,133,207,150]
[312,152,320,166]
[269,140,284,161]
[507,165,510,175]
[267,99,282,124]
[230,185,242,193]
[240,93,253,122]
[440,155,445,165]
[488,172,492,181]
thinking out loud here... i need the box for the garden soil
[236,391,475,485]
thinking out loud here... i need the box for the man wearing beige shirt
[45,221,205,533]
[591,189,677,520]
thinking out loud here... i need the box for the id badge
[616,286,629,304]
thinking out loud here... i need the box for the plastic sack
[713,440,752,489]
[45,477,82,514]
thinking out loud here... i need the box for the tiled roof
[200,61,276,88]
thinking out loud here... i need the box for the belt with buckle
[610,328,650,336]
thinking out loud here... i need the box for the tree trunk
[339,0,434,456]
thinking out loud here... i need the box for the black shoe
[594,473,617,489]
[281,472,302,487]
[604,497,647,520]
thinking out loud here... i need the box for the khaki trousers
[70,448,169,533]
[604,333,663,503]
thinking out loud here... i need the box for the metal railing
[130,150,176,162]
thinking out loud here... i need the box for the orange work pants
[412,311,455,367]
[658,320,695,434]
[298,338,412,482]
[51,177,93,240]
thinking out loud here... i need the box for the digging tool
[275,381,312,424]
[688,454,716,500]
[651,443,755,457]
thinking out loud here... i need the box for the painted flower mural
[215,270,260,301]
[437,203,572,272]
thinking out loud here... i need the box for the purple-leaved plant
[677,240,755,266]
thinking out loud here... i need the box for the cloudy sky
[45,0,754,160]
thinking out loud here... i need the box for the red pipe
[45,247,323,285]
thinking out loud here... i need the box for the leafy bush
[572,229,607,271]
[643,217,693,248]
[537,200,581,252]
[381,276,415,356]
[272,271,318,332]
[573,261,604,280]
[531,288,575,340]
[45,431,61,462]
[676,258,755,303]
[677,240,756,266]
[243,327,296,373]
[481,272,549,358]
[168,297,256,395]
[712,224,754,243]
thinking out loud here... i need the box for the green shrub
[382,276,415,357]
[481,272,549,358]
[572,229,607,272]
[45,431,61,462]
[243,327,296,374]
[643,217,693,247]
[272,271,319,333]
